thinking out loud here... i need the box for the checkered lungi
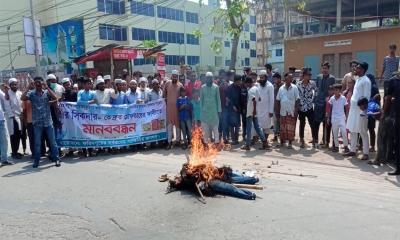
[280,115,297,141]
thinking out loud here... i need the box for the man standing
[314,62,335,146]
[184,71,201,99]
[265,64,274,83]
[256,70,274,147]
[276,73,300,149]
[47,74,64,98]
[164,70,183,149]
[342,60,358,92]
[297,68,317,148]
[226,75,242,145]
[126,80,139,104]
[21,77,61,168]
[0,87,12,166]
[344,62,371,160]
[273,73,283,142]
[137,77,150,104]
[5,78,23,159]
[94,76,114,104]
[62,78,77,102]
[381,44,399,96]
[218,71,230,143]
[386,73,400,175]
[200,72,222,145]
[110,79,127,105]
[241,77,269,151]
[149,79,163,101]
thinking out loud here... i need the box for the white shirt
[346,75,371,132]
[6,89,22,118]
[276,84,300,117]
[246,86,261,117]
[52,84,65,99]
[329,95,347,121]
[0,91,6,121]
[95,89,115,104]
[256,82,274,116]
[137,88,151,103]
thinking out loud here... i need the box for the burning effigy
[163,127,263,201]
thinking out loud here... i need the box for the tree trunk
[230,35,239,70]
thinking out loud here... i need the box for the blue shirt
[28,90,53,127]
[126,90,138,104]
[77,90,95,103]
[110,92,127,105]
[176,96,192,121]
[367,99,380,116]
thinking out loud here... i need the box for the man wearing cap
[103,75,112,89]
[0,85,12,166]
[47,74,65,99]
[110,78,127,105]
[126,80,139,104]
[137,77,150,104]
[94,76,115,104]
[4,78,23,159]
[344,62,371,160]
[62,78,77,102]
[164,70,183,149]
[200,72,222,145]
[149,79,163,102]
[21,77,61,168]
[256,70,274,146]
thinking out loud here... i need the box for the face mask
[50,83,57,90]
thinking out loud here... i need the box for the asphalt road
[1,144,400,240]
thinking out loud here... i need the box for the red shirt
[185,80,202,99]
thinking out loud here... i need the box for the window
[134,58,154,65]
[224,41,230,47]
[165,55,185,65]
[244,41,250,49]
[241,42,244,49]
[250,15,256,25]
[157,6,183,21]
[250,33,256,41]
[186,11,198,24]
[276,48,283,57]
[244,58,250,66]
[130,1,154,16]
[132,28,155,41]
[99,24,127,41]
[225,59,231,66]
[158,31,184,44]
[186,34,199,45]
[250,49,256,58]
[243,23,249,32]
[97,0,125,15]
[187,56,200,65]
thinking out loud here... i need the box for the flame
[187,127,223,182]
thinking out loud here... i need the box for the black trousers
[21,122,27,152]
[26,123,35,155]
[368,117,376,149]
[298,109,315,140]
[313,106,325,144]
[10,118,21,156]
[394,118,400,169]
[241,111,247,140]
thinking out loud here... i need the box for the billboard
[41,19,85,72]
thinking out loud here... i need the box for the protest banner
[57,99,167,148]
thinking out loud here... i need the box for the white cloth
[202,122,219,143]
[246,86,261,117]
[137,88,151,103]
[95,89,115,104]
[5,90,22,135]
[332,121,348,147]
[350,120,369,155]
[329,95,347,121]
[167,123,181,143]
[0,91,6,121]
[346,75,371,133]
[256,82,274,130]
[276,84,300,117]
[52,84,65,98]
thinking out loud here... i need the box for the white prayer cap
[8,78,18,85]
[73,83,78,88]
[96,75,104,81]
[130,79,137,84]
[152,79,159,85]
[47,74,57,80]
[139,77,147,84]
[103,75,111,80]
[171,69,179,75]
[115,78,123,84]
[61,78,71,84]
[96,78,105,85]
[206,72,213,77]
[259,70,267,75]
[121,80,127,84]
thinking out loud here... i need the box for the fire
[187,127,223,182]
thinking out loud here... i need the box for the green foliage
[141,40,158,48]
[210,39,222,55]
[192,29,203,39]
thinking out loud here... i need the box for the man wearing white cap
[103,75,112,89]
[200,72,222,145]
[4,78,23,159]
[62,78,77,102]
[126,80,138,104]
[256,70,274,146]
[149,79,163,101]
[94,76,115,104]
[164,70,183,149]
[137,77,150,104]
[110,79,127,105]
[47,74,65,99]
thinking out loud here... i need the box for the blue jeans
[246,116,266,146]
[218,110,230,141]
[209,180,256,200]
[179,119,192,144]
[34,125,59,165]
[229,111,240,142]
[230,172,259,185]
[0,120,9,162]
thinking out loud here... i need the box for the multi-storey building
[0,0,257,76]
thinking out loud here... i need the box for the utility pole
[29,0,41,77]
[7,26,15,76]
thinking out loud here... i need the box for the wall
[284,26,400,78]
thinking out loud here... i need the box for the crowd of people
[0,44,399,175]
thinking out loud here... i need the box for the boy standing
[190,88,201,128]
[177,87,192,149]
[328,84,349,153]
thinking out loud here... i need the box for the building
[285,0,400,79]
[0,0,257,77]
